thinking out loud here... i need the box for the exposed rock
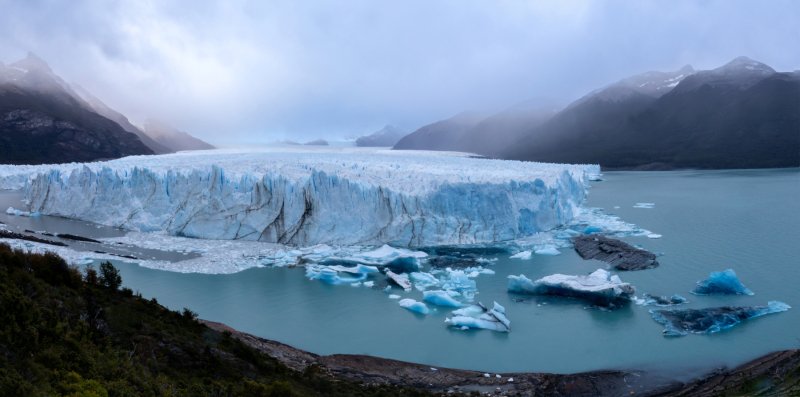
[572,234,658,270]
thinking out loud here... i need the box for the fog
[0,0,798,145]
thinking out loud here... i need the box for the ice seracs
[8,147,597,247]
[650,301,790,337]
[692,269,754,296]
[507,269,635,306]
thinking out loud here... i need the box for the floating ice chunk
[692,269,754,296]
[650,301,791,337]
[385,269,412,290]
[446,301,510,332]
[583,226,604,234]
[399,299,430,315]
[388,294,401,299]
[633,202,655,209]
[635,294,688,307]
[409,272,440,291]
[587,173,603,182]
[423,290,462,308]
[363,281,375,288]
[306,263,378,285]
[534,245,560,256]
[646,233,662,239]
[6,207,39,217]
[573,234,658,271]
[510,250,532,260]
[508,269,635,306]
[433,268,478,302]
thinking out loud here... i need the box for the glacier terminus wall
[13,147,599,247]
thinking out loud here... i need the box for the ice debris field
[0,147,791,337]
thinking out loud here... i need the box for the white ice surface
[4,147,597,247]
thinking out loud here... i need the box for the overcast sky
[1,0,798,144]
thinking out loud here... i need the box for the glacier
[650,301,791,337]
[3,147,598,247]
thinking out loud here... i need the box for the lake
[3,168,798,379]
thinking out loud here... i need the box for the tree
[98,262,122,290]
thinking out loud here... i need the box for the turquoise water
[28,169,800,377]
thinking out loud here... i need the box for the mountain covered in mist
[143,119,214,152]
[397,57,800,170]
[355,124,407,147]
[505,57,800,169]
[393,112,484,151]
[0,53,154,164]
[0,53,211,165]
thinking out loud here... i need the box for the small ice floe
[483,373,491,378]
[409,272,440,291]
[423,290,462,308]
[385,269,412,291]
[634,293,688,307]
[692,269,754,296]
[388,294,401,299]
[306,263,379,285]
[650,301,791,337]
[633,202,655,209]
[399,298,430,315]
[534,245,561,256]
[363,281,375,288]
[508,269,635,307]
[646,233,662,239]
[5,207,39,217]
[445,301,510,332]
[510,250,532,260]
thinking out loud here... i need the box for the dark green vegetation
[0,243,429,397]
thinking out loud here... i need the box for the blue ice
[692,269,754,296]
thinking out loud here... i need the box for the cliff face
[0,53,153,164]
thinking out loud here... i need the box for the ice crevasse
[9,148,599,247]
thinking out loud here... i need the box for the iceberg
[446,302,511,332]
[423,290,462,308]
[306,263,379,285]
[650,301,791,337]
[534,245,561,256]
[507,269,635,306]
[633,202,655,209]
[572,235,659,271]
[510,250,532,260]
[399,299,430,315]
[692,269,754,296]
[6,207,39,217]
[9,147,596,247]
[409,272,440,291]
[635,293,688,307]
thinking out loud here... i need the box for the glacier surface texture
[8,147,598,247]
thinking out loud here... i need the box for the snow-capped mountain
[505,57,800,169]
[0,53,154,164]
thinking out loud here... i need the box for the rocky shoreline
[203,320,800,396]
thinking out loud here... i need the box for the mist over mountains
[0,53,213,165]
[395,57,800,170]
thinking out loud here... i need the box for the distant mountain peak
[716,56,775,75]
[10,52,53,74]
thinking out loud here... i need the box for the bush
[98,262,121,290]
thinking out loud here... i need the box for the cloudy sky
[1,0,798,144]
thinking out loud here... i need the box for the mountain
[143,119,214,152]
[393,112,484,151]
[455,101,559,157]
[0,53,153,164]
[73,85,172,154]
[355,125,407,147]
[504,57,800,169]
